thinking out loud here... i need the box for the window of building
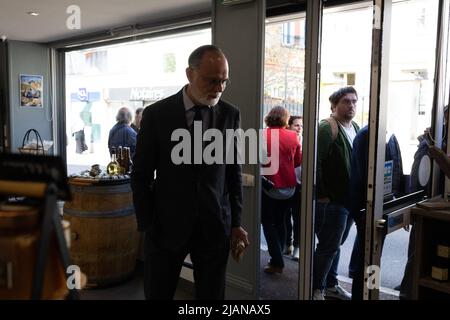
[163,53,176,73]
[282,21,296,46]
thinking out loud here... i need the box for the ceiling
[0,0,210,43]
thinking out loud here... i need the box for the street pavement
[260,223,410,290]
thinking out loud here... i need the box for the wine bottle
[123,147,133,174]
[107,147,120,175]
[117,146,123,167]
[117,146,126,174]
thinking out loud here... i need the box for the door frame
[0,41,11,153]
[299,0,323,300]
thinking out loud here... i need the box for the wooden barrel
[0,204,68,299]
[63,178,139,287]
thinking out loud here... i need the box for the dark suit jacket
[131,89,243,250]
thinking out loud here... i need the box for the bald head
[188,45,225,69]
[186,45,229,107]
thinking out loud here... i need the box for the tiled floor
[78,262,194,300]
[79,257,398,300]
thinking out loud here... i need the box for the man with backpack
[313,86,359,300]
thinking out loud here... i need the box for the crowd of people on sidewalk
[260,86,436,300]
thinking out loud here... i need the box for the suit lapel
[159,91,189,159]
[207,102,228,151]
[211,102,224,131]
[169,90,189,132]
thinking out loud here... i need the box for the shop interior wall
[8,41,52,154]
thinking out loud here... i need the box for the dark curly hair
[264,106,290,128]
[288,115,302,126]
[329,86,358,106]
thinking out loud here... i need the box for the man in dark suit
[131,45,249,300]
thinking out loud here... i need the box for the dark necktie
[192,105,204,128]
[190,105,206,169]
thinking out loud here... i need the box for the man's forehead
[340,93,358,101]
[199,52,226,65]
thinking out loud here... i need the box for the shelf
[419,276,450,294]
[411,207,450,223]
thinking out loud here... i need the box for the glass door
[365,0,442,300]
[261,12,306,300]
[299,0,444,300]
[64,29,211,175]
[312,0,373,301]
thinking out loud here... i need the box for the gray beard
[198,96,220,107]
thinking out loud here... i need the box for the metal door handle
[376,219,386,229]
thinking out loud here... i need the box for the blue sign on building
[78,88,88,101]
[70,90,101,102]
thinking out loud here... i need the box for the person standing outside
[108,107,137,158]
[131,107,144,133]
[261,107,302,274]
[314,86,359,300]
[131,45,249,300]
[284,115,302,261]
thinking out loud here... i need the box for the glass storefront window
[65,28,211,174]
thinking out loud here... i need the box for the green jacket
[317,119,360,205]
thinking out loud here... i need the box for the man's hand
[230,227,249,262]
[231,226,250,248]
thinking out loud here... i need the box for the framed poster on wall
[19,74,43,108]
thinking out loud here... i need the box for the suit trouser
[143,222,230,300]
